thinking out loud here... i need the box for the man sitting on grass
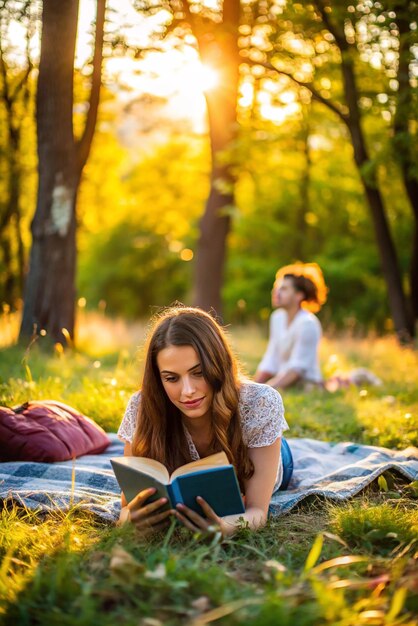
[254,263,328,391]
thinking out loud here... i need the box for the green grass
[0,318,418,625]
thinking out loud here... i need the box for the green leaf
[406,481,418,497]
[386,587,407,621]
[378,475,388,491]
[304,534,323,572]
[23,361,33,384]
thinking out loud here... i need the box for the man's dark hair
[284,273,319,305]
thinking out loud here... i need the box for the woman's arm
[221,437,282,535]
[174,438,282,538]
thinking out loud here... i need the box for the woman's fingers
[174,508,220,537]
[135,518,172,537]
[130,495,168,519]
[196,496,219,522]
[138,497,168,517]
[129,487,158,508]
[151,519,172,533]
[125,486,174,530]
[174,509,200,532]
[130,507,174,526]
[126,491,222,535]
[175,500,222,536]
[176,502,220,531]
[175,503,208,528]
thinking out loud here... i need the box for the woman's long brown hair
[132,306,254,490]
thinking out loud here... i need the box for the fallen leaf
[144,563,166,580]
[191,596,211,613]
[109,546,144,583]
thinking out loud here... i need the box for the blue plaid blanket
[1,435,417,523]
[269,438,418,516]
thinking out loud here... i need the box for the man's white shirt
[258,308,323,383]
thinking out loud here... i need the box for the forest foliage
[0,0,417,334]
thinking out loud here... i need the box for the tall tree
[133,0,241,315]
[0,0,34,305]
[138,0,415,326]
[256,0,414,341]
[391,2,418,323]
[292,103,312,261]
[343,0,418,328]
[155,0,239,315]
[20,0,106,343]
[186,0,240,314]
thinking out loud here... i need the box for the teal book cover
[111,452,245,517]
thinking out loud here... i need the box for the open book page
[112,456,170,484]
[170,451,230,481]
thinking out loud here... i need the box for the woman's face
[157,344,214,421]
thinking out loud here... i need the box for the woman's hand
[173,496,233,539]
[119,487,175,536]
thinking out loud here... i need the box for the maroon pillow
[0,400,111,462]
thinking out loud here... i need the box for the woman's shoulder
[237,380,288,446]
[127,390,141,406]
[117,390,141,444]
[238,380,283,414]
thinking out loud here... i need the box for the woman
[117,306,292,538]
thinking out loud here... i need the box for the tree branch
[10,63,32,102]
[312,0,348,51]
[76,0,106,176]
[223,0,240,27]
[254,60,350,126]
[10,15,33,102]
[0,36,11,107]
[179,0,196,32]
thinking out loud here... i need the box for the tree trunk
[20,0,79,344]
[8,132,24,300]
[192,0,240,316]
[292,109,311,260]
[0,6,34,306]
[0,74,25,306]
[411,221,418,329]
[312,0,414,341]
[1,234,15,305]
[14,209,25,294]
[393,4,418,325]
[0,142,23,306]
[194,170,233,316]
[341,54,414,341]
[19,0,105,344]
[399,165,418,330]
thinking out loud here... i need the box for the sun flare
[194,64,219,92]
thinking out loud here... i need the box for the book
[110,451,245,517]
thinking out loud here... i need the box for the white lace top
[117,381,289,492]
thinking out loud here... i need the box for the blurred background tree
[1,0,416,344]
[243,0,416,339]
[0,0,36,306]
[19,0,106,343]
[133,0,418,337]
